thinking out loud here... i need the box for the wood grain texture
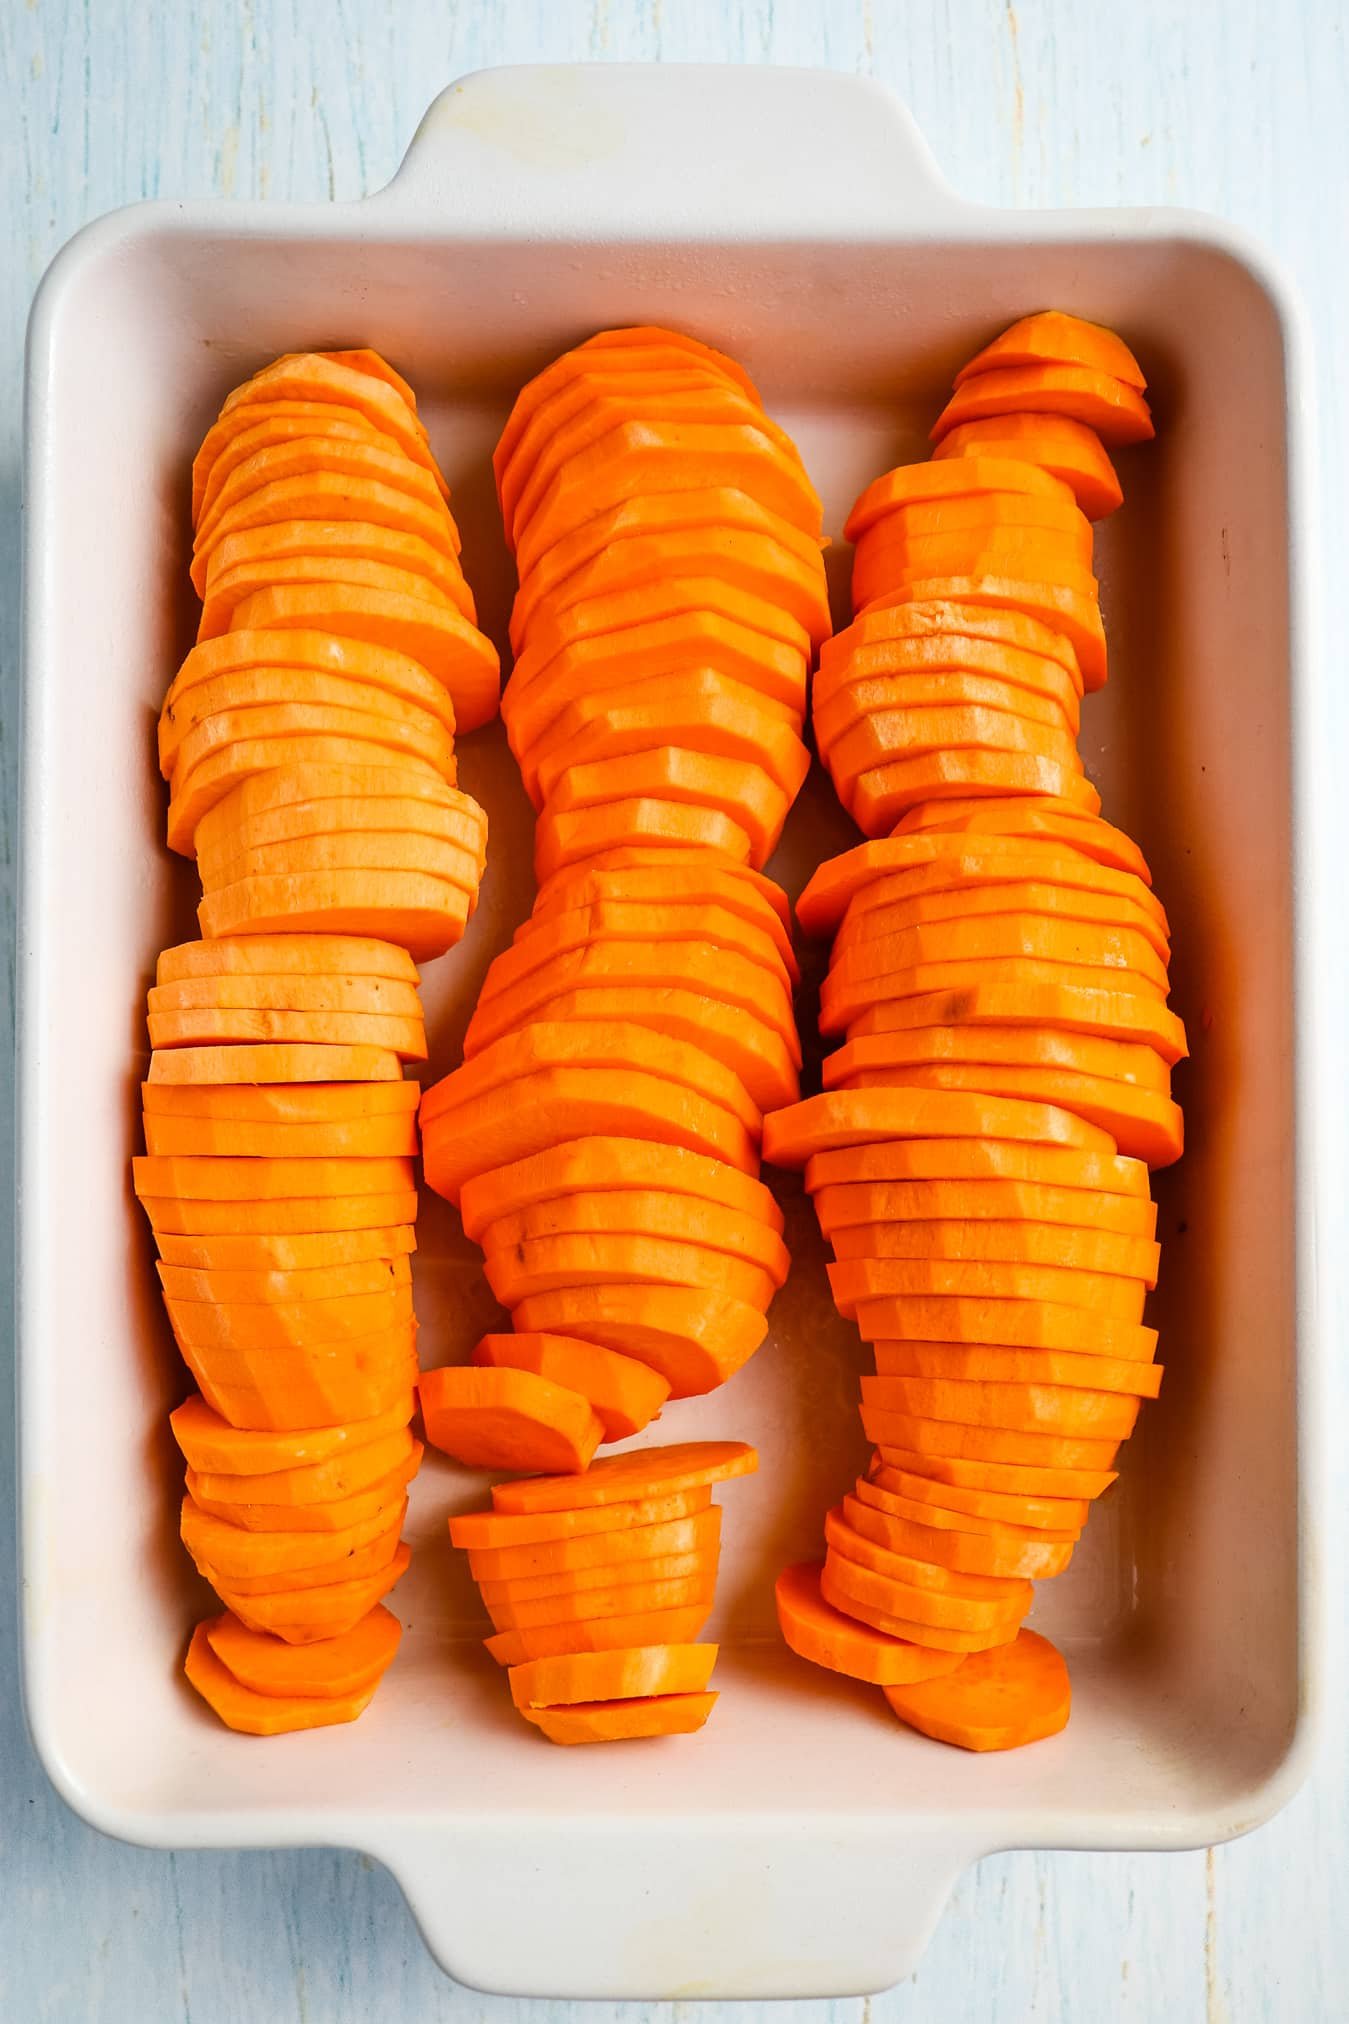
[2,2,1345,2019]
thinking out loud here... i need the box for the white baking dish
[19,65,1323,1999]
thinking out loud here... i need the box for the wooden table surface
[3,3,1345,2018]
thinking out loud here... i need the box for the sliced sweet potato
[534,798,754,881]
[181,1496,407,1580]
[196,1355,419,1433]
[462,937,793,1060]
[871,1342,1162,1396]
[957,312,1145,389]
[204,1604,402,1699]
[469,1334,669,1444]
[529,860,798,979]
[822,1547,1029,1634]
[227,583,500,733]
[148,1006,426,1060]
[418,1365,604,1474]
[194,407,393,523]
[450,1486,713,1552]
[219,1541,411,1643]
[184,1620,380,1732]
[833,1258,1145,1324]
[835,749,1099,835]
[155,1227,416,1273]
[478,1190,788,1280]
[849,980,1188,1065]
[875,1447,1117,1500]
[544,746,793,868]
[823,1509,1031,1605]
[190,473,461,596]
[201,518,471,621]
[194,1520,404,1596]
[166,1283,416,1349]
[170,1390,413,1474]
[504,898,792,995]
[168,739,451,856]
[457,1136,780,1244]
[841,1492,1074,1580]
[865,1461,1091,1528]
[146,1046,406,1088]
[855,527,1095,609]
[189,1454,417,1532]
[933,414,1123,519]
[143,1111,419,1158]
[833,882,1168,963]
[831,1217,1159,1282]
[509,1286,767,1398]
[811,1176,1157,1238]
[519,1692,718,1744]
[534,842,792,930]
[798,1133,1149,1197]
[508,1643,717,1709]
[160,1253,412,1307]
[774,1561,967,1685]
[527,676,810,812]
[853,1061,1184,1167]
[764,1087,1114,1169]
[866,576,1106,691]
[140,1190,417,1239]
[471,1507,718,1583]
[845,458,1073,541]
[183,1425,417,1505]
[932,364,1154,445]
[193,435,446,569]
[858,1408,1120,1470]
[850,1295,1155,1360]
[507,603,807,719]
[860,1374,1141,1439]
[484,1602,714,1667]
[134,1152,414,1200]
[480,1545,717,1608]
[883,1625,1071,1750]
[422,1020,760,1149]
[485,1232,778,1313]
[197,831,483,904]
[828,913,1167,990]
[197,869,475,960]
[483,1571,717,1635]
[217,355,437,462]
[160,667,456,772]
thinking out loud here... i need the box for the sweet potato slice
[811,1176,1157,1238]
[140,1190,418,1237]
[828,913,1167,990]
[149,970,422,1020]
[932,361,1153,445]
[168,740,451,856]
[146,1047,406,1089]
[189,1456,416,1533]
[507,980,796,1096]
[764,1087,1114,1169]
[529,858,798,975]
[871,1342,1162,1395]
[472,1507,718,1583]
[957,312,1145,389]
[196,799,486,885]
[201,518,471,619]
[535,841,792,929]
[170,1390,413,1473]
[219,1541,411,1643]
[796,834,1153,938]
[148,1006,427,1060]
[850,980,1188,1065]
[190,473,461,598]
[832,1218,1160,1283]
[823,1510,1031,1606]
[774,1561,967,1685]
[933,414,1123,519]
[135,1152,414,1200]
[158,931,418,987]
[184,1620,380,1732]
[520,1692,718,1744]
[853,1061,1184,1167]
[422,1011,760,1141]
[855,528,1095,609]
[869,576,1107,691]
[484,1602,714,1667]
[817,675,1078,760]
[228,583,500,733]
[194,1359,419,1435]
[484,1571,717,1635]
[450,1486,713,1552]
[841,1493,1074,1580]
[200,552,473,645]
[515,522,829,653]
[181,1496,407,1580]
[193,434,446,566]
[458,1136,780,1244]
[835,750,1098,834]
[509,1286,768,1398]
[544,746,794,868]
[469,1334,671,1444]
[480,1545,717,1608]
[195,1521,404,1597]
[851,1295,1155,1361]
[194,406,393,522]
[486,1232,778,1313]
[822,1548,1028,1634]
[834,1258,1145,1324]
[462,939,794,1061]
[160,1254,412,1307]
[143,1110,419,1159]
[160,667,456,773]
[833,883,1168,962]
[508,1643,717,1709]
[846,458,1073,541]
[861,1374,1141,1439]
[184,1426,417,1505]
[156,1228,416,1273]
[534,799,754,881]
[855,485,1090,544]
[859,1408,1120,1470]
[418,1366,604,1474]
[197,831,483,904]
[875,1447,1117,1500]
[166,1284,415,1349]
[479,1190,788,1279]
[514,420,824,575]
[491,1438,756,1515]
[197,870,474,960]
[884,1626,1071,1750]
[205,1604,402,1699]
[866,1461,1092,1527]
[527,675,810,811]
[801,1135,1148,1197]
[505,898,792,995]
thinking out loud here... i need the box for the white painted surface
[2,3,1344,2019]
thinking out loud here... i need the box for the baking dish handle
[380,1818,971,2000]
[374,65,963,237]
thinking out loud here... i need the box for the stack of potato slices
[168,350,494,956]
[768,312,1182,1754]
[137,349,497,1734]
[419,328,825,1480]
[450,1442,756,1744]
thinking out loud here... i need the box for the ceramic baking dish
[19,65,1324,1999]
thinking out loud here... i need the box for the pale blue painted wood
[2,2,1345,2018]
